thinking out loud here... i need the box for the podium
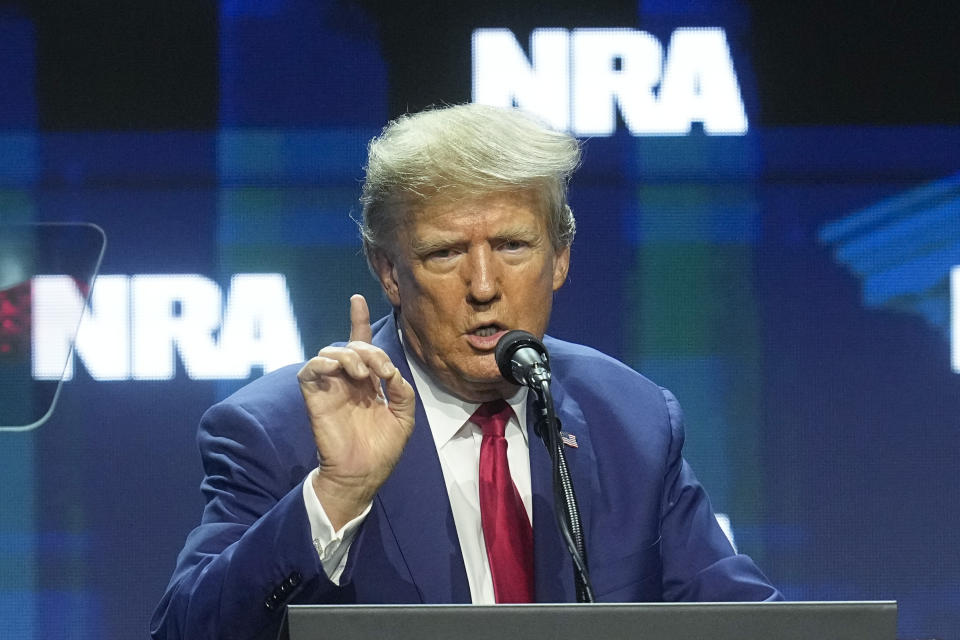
[279,601,897,640]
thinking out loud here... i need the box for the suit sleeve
[150,401,347,640]
[658,388,783,602]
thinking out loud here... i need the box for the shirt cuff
[302,468,372,584]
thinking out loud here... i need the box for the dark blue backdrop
[0,1,958,638]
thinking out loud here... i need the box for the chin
[464,360,502,383]
[450,366,509,397]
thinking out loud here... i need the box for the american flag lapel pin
[560,431,578,448]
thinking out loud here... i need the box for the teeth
[474,326,498,337]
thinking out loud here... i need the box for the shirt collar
[400,330,528,450]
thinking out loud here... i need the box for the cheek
[532,263,559,294]
[397,268,438,311]
[401,277,462,331]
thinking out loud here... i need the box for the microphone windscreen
[495,330,547,384]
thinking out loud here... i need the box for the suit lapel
[367,316,596,604]
[371,315,471,603]
[528,373,598,602]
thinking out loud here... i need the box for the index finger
[348,294,373,343]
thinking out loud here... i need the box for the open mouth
[471,324,503,337]
[466,323,508,349]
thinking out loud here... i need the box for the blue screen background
[1,1,958,638]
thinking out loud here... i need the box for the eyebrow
[493,226,541,243]
[410,226,542,256]
[410,236,461,256]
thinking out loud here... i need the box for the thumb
[348,294,373,343]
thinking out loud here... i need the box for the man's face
[373,190,570,402]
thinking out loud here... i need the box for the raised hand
[297,294,416,529]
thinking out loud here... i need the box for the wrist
[312,468,375,530]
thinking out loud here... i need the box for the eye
[425,248,456,261]
[500,239,528,251]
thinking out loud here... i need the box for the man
[151,104,780,640]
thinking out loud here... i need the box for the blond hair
[360,103,580,260]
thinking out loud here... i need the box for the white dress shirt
[302,340,531,603]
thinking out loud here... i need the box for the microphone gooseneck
[494,330,595,603]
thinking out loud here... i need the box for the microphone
[495,330,551,389]
[495,329,594,602]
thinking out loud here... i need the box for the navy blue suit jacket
[152,314,780,640]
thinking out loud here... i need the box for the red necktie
[474,400,534,603]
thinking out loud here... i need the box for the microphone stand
[531,379,595,603]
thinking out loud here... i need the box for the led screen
[0,2,958,638]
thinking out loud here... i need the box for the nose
[464,245,500,305]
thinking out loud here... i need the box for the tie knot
[471,399,513,438]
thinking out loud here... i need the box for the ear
[552,244,570,291]
[370,248,402,307]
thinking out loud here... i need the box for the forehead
[406,190,547,235]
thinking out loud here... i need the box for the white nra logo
[33,274,305,381]
[472,27,748,137]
